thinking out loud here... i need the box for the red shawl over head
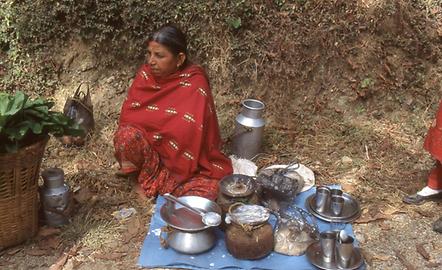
[119,63,232,183]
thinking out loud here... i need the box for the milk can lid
[41,168,65,188]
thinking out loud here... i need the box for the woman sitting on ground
[114,25,233,200]
[403,100,442,233]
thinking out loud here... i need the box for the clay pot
[224,203,274,260]
[225,221,274,260]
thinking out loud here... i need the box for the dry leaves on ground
[73,186,94,204]
[49,244,80,270]
[38,227,62,238]
[360,248,392,266]
[395,249,417,270]
[415,243,431,261]
[121,216,141,243]
[93,251,127,260]
[355,205,406,224]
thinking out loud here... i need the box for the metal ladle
[163,193,221,227]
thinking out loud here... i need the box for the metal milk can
[231,99,265,160]
[40,168,70,227]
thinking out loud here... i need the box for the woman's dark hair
[148,25,188,66]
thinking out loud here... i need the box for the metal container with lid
[40,168,70,227]
[231,99,265,160]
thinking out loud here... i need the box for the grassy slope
[1,1,442,269]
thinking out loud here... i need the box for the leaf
[24,109,48,119]
[37,226,61,238]
[6,91,26,116]
[23,96,50,109]
[426,262,441,268]
[48,112,69,125]
[49,253,69,270]
[5,143,18,153]
[29,121,43,134]
[5,120,34,140]
[73,187,94,204]
[395,249,416,270]
[49,244,80,270]
[360,77,374,89]
[6,247,22,255]
[0,92,84,153]
[25,247,51,256]
[93,252,127,260]
[39,235,62,250]
[0,115,8,131]
[48,125,64,136]
[0,93,10,115]
[63,125,85,137]
[227,17,242,29]
[416,243,430,260]
[128,217,141,235]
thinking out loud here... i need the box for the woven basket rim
[0,135,49,159]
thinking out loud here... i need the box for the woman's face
[147,41,185,79]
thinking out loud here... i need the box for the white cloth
[229,155,258,176]
[417,186,442,196]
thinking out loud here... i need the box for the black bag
[62,83,95,146]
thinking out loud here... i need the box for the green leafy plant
[0,91,84,153]
[227,17,242,30]
[360,77,375,89]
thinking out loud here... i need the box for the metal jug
[40,168,70,227]
[231,99,265,160]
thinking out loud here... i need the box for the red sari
[114,64,233,200]
[423,99,442,189]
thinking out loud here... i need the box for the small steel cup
[336,235,355,268]
[315,186,331,213]
[320,231,337,262]
[330,188,343,197]
[331,195,345,216]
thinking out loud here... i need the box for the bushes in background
[0,0,254,94]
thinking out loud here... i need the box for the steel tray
[306,242,364,270]
[305,193,361,223]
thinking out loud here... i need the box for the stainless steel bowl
[219,174,256,198]
[160,195,222,231]
[159,196,221,254]
[163,228,217,254]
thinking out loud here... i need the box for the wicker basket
[0,136,49,249]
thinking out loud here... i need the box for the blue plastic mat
[138,186,363,270]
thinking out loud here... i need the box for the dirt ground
[1,1,442,269]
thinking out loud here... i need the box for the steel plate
[305,193,361,223]
[306,242,364,270]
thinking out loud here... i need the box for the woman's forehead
[148,41,171,53]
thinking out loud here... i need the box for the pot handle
[159,226,172,248]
